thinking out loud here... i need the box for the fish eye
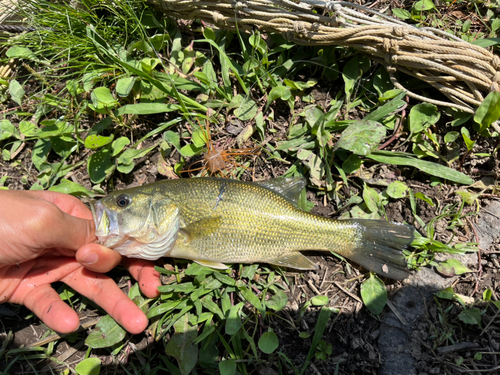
[116,194,131,208]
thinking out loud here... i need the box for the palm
[0,190,161,334]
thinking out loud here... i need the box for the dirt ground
[1,10,500,375]
[2,83,500,374]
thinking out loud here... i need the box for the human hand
[0,190,161,334]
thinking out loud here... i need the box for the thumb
[44,212,96,250]
[25,190,97,250]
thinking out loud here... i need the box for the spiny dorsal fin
[254,177,306,207]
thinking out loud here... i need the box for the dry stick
[467,217,483,296]
[377,101,408,151]
[436,342,480,355]
[332,281,362,304]
[385,299,408,326]
[480,305,500,337]
[29,318,101,347]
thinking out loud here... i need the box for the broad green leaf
[6,46,34,59]
[364,90,406,122]
[191,126,207,148]
[342,154,363,174]
[461,127,475,151]
[117,146,155,165]
[115,76,137,97]
[472,38,500,48]
[483,289,492,302]
[115,103,180,115]
[258,331,279,354]
[87,117,112,136]
[408,103,439,134]
[49,179,92,196]
[85,315,126,348]
[392,8,411,19]
[458,308,482,326]
[91,87,118,106]
[335,121,386,156]
[85,134,114,150]
[117,162,134,174]
[51,136,76,158]
[9,79,24,106]
[234,97,258,121]
[311,295,329,306]
[386,181,408,198]
[147,300,181,319]
[413,0,435,11]
[367,151,474,185]
[435,287,456,300]
[350,204,381,220]
[0,119,18,141]
[237,281,265,317]
[225,302,243,335]
[164,131,181,150]
[444,131,459,143]
[266,290,288,311]
[284,78,317,91]
[219,359,236,375]
[342,56,361,99]
[474,92,500,132]
[241,264,259,280]
[360,274,387,315]
[179,143,203,157]
[88,147,114,183]
[32,139,51,171]
[363,184,381,213]
[111,137,131,156]
[436,259,472,277]
[267,86,291,106]
[75,358,101,375]
[165,314,198,375]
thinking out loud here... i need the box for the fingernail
[81,252,98,265]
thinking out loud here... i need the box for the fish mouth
[90,200,126,248]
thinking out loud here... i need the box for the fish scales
[157,178,359,262]
[91,177,414,279]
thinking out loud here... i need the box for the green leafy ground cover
[1,0,500,373]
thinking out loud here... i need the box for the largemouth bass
[91,177,413,279]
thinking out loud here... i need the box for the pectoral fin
[267,252,318,270]
[181,217,223,240]
[195,260,229,270]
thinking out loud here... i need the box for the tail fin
[345,220,414,280]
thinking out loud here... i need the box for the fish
[90,177,414,279]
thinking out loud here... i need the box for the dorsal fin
[254,177,306,207]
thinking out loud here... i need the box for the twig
[467,217,483,296]
[29,318,101,347]
[436,342,480,355]
[333,281,362,304]
[480,305,500,336]
[386,299,408,325]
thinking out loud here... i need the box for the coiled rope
[148,0,500,115]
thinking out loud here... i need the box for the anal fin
[267,252,318,270]
[195,260,229,270]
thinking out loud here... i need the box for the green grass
[1,0,500,373]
